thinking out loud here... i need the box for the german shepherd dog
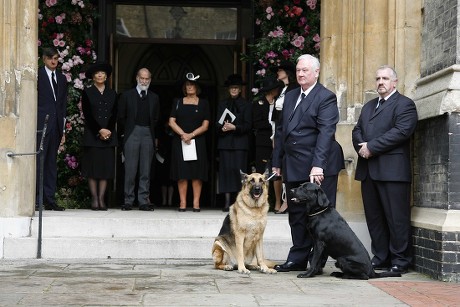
[290,182,401,280]
[212,170,277,274]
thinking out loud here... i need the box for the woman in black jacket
[81,62,117,210]
[216,74,252,211]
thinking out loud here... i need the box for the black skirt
[218,150,248,193]
[81,147,115,179]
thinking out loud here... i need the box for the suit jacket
[81,85,118,147]
[272,83,344,182]
[352,91,418,182]
[37,66,67,137]
[216,96,252,150]
[117,88,160,146]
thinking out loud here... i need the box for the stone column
[0,1,38,219]
[320,0,422,215]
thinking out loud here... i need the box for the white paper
[218,108,236,125]
[182,139,197,161]
[155,152,165,164]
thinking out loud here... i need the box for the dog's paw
[260,267,277,274]
[297,270,315,278]
[237,268,251,275]
[223,265,234,271]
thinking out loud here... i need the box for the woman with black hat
[252,76,284,174]
[169,73,210,212]
[270,60,299,214]
[216,74,252,212]
[81,61,118,210]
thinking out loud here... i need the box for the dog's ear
[240,170,248,183]
[262,168,270,179]
[316,187,330,208]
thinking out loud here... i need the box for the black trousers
[361,177,412,268]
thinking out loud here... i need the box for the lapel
[371,91,398,118]
[41,67,56,100]
[286,84,319,135]
[131,89,139,118]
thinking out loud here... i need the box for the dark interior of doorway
[114,43,241,210]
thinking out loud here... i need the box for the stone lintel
[414,65,460,120]
[412,206,460,232]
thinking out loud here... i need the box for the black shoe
[178,208,186,212]
[45,203,65,211]
[139,205,154,211]
[193,208,200,212]
[390,264,408,274]
[121,204,132,211]
[372,262,390,270]
[274,261,305,272]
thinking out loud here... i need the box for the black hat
[224,74,246,87]
[269,60,296,75]
[85,61,112,79]
[258,76,284,93]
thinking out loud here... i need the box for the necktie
[51,72,58,99]
[375,98,384,111]
[140,90,146,99]
[289,93,306,121]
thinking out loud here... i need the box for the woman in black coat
[81,62,118,210]
[216,74,252,211]
[252,76,283,174]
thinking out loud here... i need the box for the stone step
[2,209,371,260]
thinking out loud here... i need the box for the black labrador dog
[290,182,401,280]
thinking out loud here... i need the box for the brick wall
[413,113,460,210]
[421,0,458,77]
[413,227,460,282]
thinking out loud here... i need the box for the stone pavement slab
[0,259,456,306]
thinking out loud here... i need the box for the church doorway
[108,2,253,208]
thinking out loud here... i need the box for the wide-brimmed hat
[85,61,112,79]
[270,60,296,75]
[184,72,200,82]
[258,76,284,93]
[224,74,246,87]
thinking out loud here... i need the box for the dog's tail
[372,271,402,278]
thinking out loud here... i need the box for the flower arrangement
[38,0,97,208]
[243,0,321,96]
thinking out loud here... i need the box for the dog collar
[308,207,329,217]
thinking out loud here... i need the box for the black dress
[216,96,252,193]
[252,97,274,173]
[81,85,118,179]
[169,98,210,181]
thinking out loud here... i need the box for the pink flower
[265,51,277,59]
[53,39,60,47]
[306,0,317,10]
[256,18,261,25]
[312,33,320,42]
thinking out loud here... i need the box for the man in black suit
[352,65,418,274]
[118,68,160,211]
[36,47,68,211]
[272,54,344,273]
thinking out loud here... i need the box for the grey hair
[377,65,398,80]
[297,54,320,70]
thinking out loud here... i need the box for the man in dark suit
[118,68,160,211]
[272,54,344,273]
[352,65,418,274]
[36,47,68,211]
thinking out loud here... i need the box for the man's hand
[358,142,372,159]
[272,167,281,177]
[309,166,324,185]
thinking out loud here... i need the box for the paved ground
[0,259,458,306]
